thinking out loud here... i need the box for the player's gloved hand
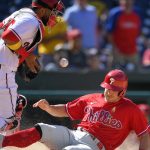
[33,99,50,111]
[17,56,41,82]
[25,53,40,73]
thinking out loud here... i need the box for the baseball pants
[38,123,102,150]
[0,68,18,128]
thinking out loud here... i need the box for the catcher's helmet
[32,0,63,10]
[100,69,128,91]
[32,0,64,27]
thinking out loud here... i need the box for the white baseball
[59,58,69,68]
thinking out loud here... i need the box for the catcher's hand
[17,56,41,82]
[25,53,40,73]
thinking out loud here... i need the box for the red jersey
[142,49,150,66]
[66,93,148,150]
[113,11,141,55]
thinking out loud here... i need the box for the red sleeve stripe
[0,22,4,29]
[1,28,21,43]
[137,126,149,137]
[65,103,75,120]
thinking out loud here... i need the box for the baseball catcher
[0,0,64,134]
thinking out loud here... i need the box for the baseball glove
[17,58,40,82]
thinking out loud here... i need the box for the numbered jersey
[0,8,44,71]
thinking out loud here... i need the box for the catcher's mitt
[17,59,40,82]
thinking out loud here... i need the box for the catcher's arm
[25,53,40,73]
[33,99,69,117]
[17,54,41,82]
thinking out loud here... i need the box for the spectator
[86,48,101,71]
[66,29,87,70]
[141,39,150,70]
[87,0,108,51]
[142,48,150,69]
[49,29,87,71]
[62,0,74,8]
[63,0,99,51]
[88,0,107,18]
[105,0,142,71]
[99,46,113,70]
[135,0,150,38]
[138,104,150,123]
[38,16,67,70]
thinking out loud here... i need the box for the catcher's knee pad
[0,118,19,134]
[15,94,27,120]
[16,95,27,111]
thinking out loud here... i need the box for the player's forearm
[139,132,150,150]
[45,104,69,117]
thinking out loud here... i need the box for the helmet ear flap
[118,90,125,97]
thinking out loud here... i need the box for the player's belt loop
[77,127,96,139]
[0,64,1,69]
[77,127,105,150]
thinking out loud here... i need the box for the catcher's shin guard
[0,118,19,135]
[15,94,27,120]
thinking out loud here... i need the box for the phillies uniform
[8,93,147,150]
[65,93,148,150]
[0,8,44,132]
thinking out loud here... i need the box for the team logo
[110,78,115,85]
[111,107,116,113]
[84,107,122,129]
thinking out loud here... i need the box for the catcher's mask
[32,0,65,28]
[100,69,128,96]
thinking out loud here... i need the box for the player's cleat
[0,133,4,148]
[0,119,19,134]
[15,94,27,120]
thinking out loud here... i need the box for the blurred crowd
[1,0,150,72]
[138,103,150,123]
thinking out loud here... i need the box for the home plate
[0,142,50,150]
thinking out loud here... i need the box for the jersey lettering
[84,106,122,129]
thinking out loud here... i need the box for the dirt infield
[0,142,49,150]
[0,133,139,150]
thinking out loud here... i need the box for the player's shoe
[0,133,4,148]
[0,119,19,134]
[15,94,27,120]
